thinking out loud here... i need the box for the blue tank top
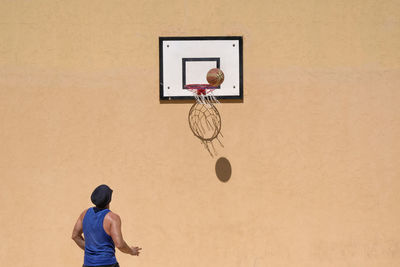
[82,207,117,266]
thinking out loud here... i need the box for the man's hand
[130,246,142,256]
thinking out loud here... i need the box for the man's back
[83,207,117,266]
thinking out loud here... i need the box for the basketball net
[186,84,223,157]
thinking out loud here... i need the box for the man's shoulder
[79,208,90,220]
[105,210,121,222]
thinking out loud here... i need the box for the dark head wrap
[91,184,113,208]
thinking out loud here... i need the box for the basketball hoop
[186,84,223,157]
[185,84,220,105]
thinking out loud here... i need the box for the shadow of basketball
[215,157,232,183]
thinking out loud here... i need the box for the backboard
[159,36,243,100]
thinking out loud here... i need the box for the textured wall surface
[1,1,400,266]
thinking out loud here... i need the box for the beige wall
[1,0,400,266]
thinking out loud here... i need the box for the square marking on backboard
[159,36,243,100]
[183,58,220,89]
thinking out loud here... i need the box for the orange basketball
[207,68,224,86]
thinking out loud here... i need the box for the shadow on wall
[215,157,232,182]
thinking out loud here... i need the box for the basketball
[207,68,224,87]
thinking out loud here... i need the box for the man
[72,184,141,267]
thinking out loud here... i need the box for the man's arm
[71,209,87,250]
[107,212,141,256]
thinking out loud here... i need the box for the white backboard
[159,37,243,100]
